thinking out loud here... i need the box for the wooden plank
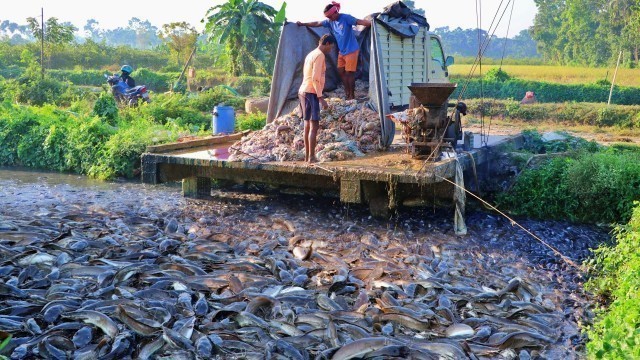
[146,131,250,153]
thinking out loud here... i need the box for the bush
[0,65,24,79]
[499,149,640,224]
[452,78,640,105]
[188,87,245,112]
[193,69,230,89]
[88,118,185,179]
[232,76,271,96]
[586,203,640,359]
[15,76,70,106]
[64,117,115,174]
[464,99,640,128]
[49,69,105,86]
[136,92,209,130]
[133,68,178,92]
[92,92,119,125]
[236,111,266,131]
[484,68,511,82]
[0,103,38,165]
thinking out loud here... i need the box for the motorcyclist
[120,65,136,88]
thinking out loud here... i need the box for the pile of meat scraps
[229,98,381,162]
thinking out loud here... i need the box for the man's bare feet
[308,158,318,164]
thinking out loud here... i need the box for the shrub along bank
[452,77,640,105]
[586,203,640,359]
[465,99,640,128]
[497,138,640,224]
[0,74,249,179]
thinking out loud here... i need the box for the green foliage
[49,69,105,86]
[203,0,285,76]
[452,77,640,105]
[64,117,115,174]
[465,99,640,128]
[585,203,640,359]
[594,79,611,86]
[232,76,271,96]
[88,118,184,180]
[192,68,230,88]
[159,22,198,68]
[484,68,511,82]
[499,146,640,224]
[92,92,119,124]
[532,0,640,67]
[0,65,23,78]
[236,111,266,131]
[0,103,38,165]
[0,84,248,179]
[188,87,245,112]
[134,92,208,131]
[15,76,70,106]
[132,68,177,92]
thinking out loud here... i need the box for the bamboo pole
[608,50,623,105]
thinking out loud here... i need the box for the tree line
[532,0,640,67]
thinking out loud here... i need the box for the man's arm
[311,55,328,109]
[356,19,372,27]
[296,21,324,27]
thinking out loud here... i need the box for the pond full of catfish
[0,167,608,359]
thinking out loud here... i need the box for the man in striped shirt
[298,34,336,163]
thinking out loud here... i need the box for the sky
[3,0,536,38]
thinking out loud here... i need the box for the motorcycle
[104,74,151,106]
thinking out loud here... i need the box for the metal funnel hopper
[408,83,457,106]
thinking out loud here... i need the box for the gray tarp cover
[266,2,429,148]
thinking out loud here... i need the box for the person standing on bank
[299,34,336,164]
[296,2,371,100]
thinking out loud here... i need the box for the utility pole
[41,8,44,80]
[608,50,622,106]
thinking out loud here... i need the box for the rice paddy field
[449,64,640,87]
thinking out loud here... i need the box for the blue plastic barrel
[212,105,235,134]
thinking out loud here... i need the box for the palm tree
[203,0,286,76]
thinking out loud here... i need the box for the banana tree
[203,0,286,76]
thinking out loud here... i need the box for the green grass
[450,64,640,87]
[586,203,640,359]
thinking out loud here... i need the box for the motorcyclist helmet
[121,65,133,75]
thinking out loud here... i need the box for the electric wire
[416,0,514,166]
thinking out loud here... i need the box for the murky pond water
[0,168,607,359]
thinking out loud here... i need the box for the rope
[476,0,485,147]
[499,0,516,70]
[415,0,515,166]
[435,174,584,272]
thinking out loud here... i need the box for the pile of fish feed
[229,99,381,163]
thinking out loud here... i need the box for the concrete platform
[141,131,518,215]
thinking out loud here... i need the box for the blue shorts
[298,92,320,121]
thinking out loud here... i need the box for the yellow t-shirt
[299,48,326,96]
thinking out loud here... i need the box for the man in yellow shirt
[298,34,336,163]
